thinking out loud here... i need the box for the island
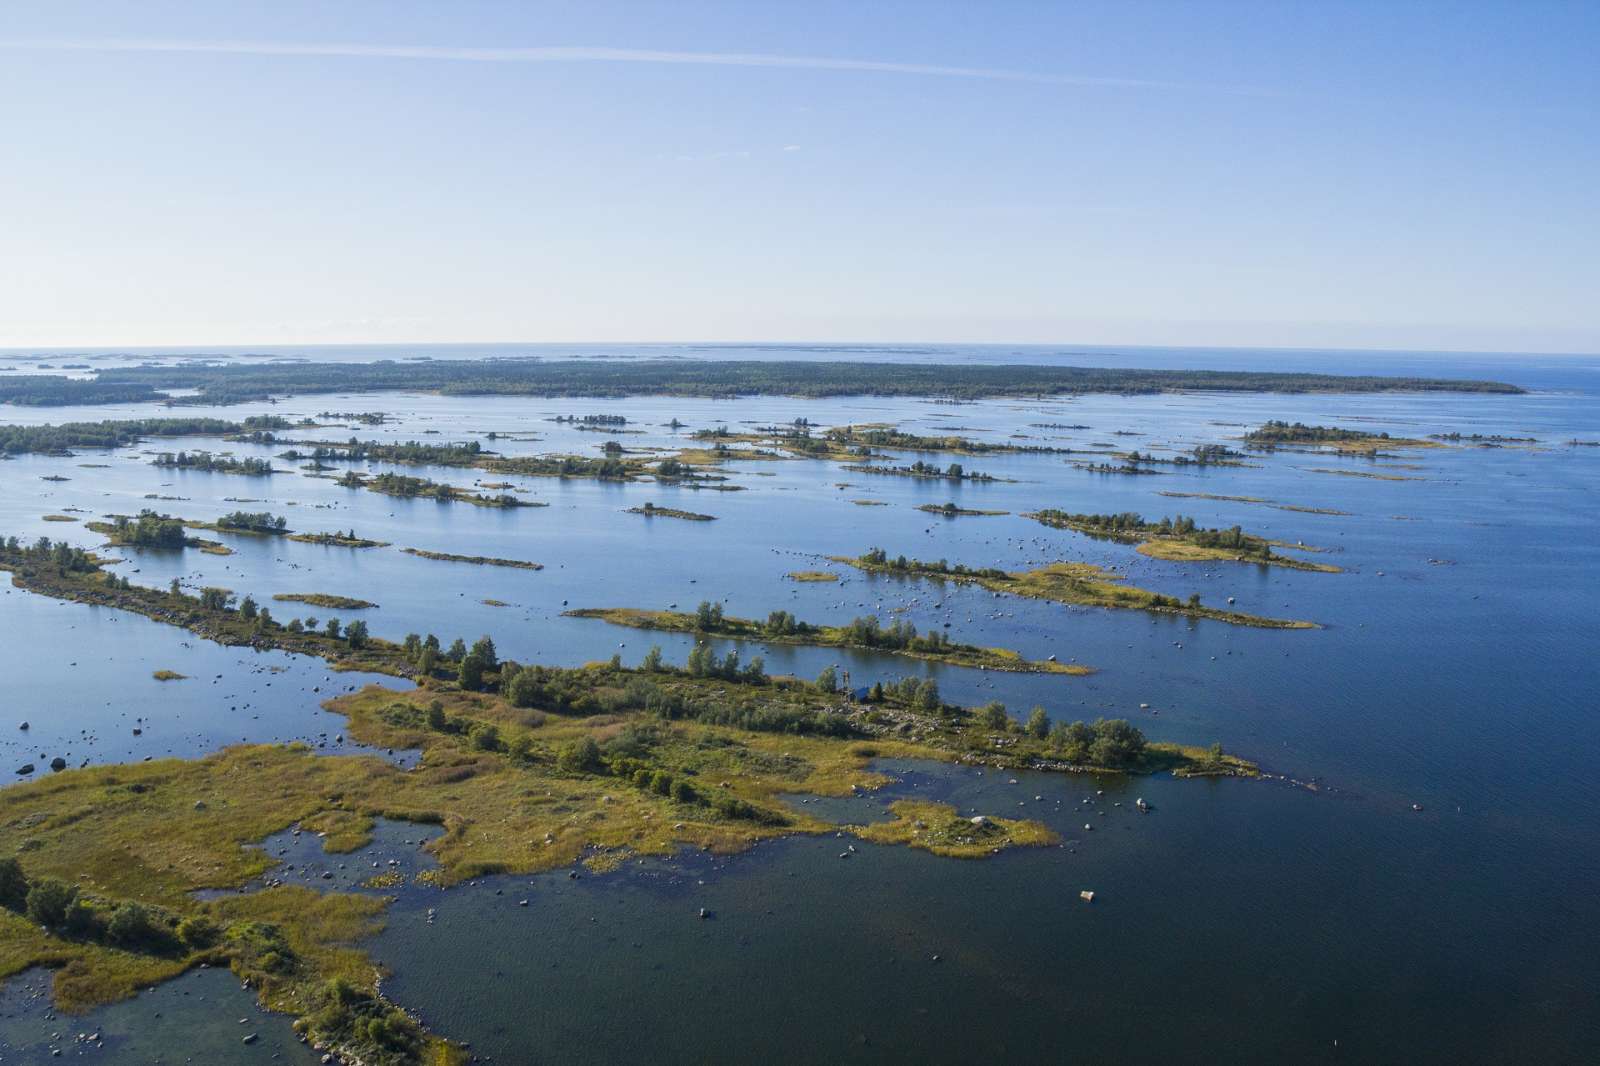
[916,502,1009,517]
[831,548,1317,628]
[1,531,1255,1066]
[16,358,1521,407]
[1024,510,1341,572]
[626,502,717,521]
[400,549,544,570]
[564,603,1093,675]
[86,511,233,556]
[1243,420,1439,454]
[272,594,379,610]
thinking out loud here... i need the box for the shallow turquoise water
[1,349,1597,1062]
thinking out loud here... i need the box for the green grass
[564,607,1094,675]
[273,593,379,610]
[832,551,1318,629]
[400,548,543,569]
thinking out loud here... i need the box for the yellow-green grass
[84,521,234,556]
[285,532,391,548]
[786,571,840,582]
[851,800,1058,857]
[626,505,716,521]
[1024,511,1339,573]
[1134,539,1342,572]
[916,504,1009,517]
[563,607,1093,675]
[273,593,378,610]
[401,548,543,570]
[41,514,78,522]
[832,553,1317,629]
[152,669,187,681]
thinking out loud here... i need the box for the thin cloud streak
[0,38,1263,94]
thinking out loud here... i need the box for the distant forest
[0,359,1523,407]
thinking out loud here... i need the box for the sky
[0,0,1596,353]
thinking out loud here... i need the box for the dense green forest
[1,359,1522,406]
[151,451,276,475]
[1243,420,1389,445]
[0,416,288,455]
[277,437,485,466]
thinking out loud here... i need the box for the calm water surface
[1,347,1596,1063]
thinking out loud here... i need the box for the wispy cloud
[0,38,1259,94]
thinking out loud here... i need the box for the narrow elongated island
[564,603,1093,675]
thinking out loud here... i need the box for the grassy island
[86,513,234,556]
[627,502,717,521]
[273,594,379,610]
[1024,510,1341,572]
[151,451,278,475]
[1243,420,1438,453]
[564,603,1092,675]
[287,530,391,548]
[917,502,1009,517]
[0,416,291,456]
[787,571,840,582]
[0,532,1253,1065]
[340,471,546,508]
[832,548,1317,628]
[400,549,544,570]
[822,424,1067,457]
[842,460,1007,482]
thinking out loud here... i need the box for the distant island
[0,359,1524,407]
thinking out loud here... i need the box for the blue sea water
[0,344,1596,1063]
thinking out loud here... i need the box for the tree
[177,914,220,949]
[1026,706,1050,739]
[641,645,663,672]
[324,617,341,639]
[458,653,485,690]
[26,878,77,928]
[815,665,838,693]
[976,701,1009,731]
[469,635,498,670]
[239,595,258,620]
[1088,718,1146,768]
[0,857,28,911]
[505,667,541,708]
[470,722,500,751]
[914,679,941,712]
[345,619,369,648]
[446,638,467,661]
[508,734,534,762]
[556,736,602,773]
[426,700,447,730]
[107,901,164,948]
[1053,720,1094,763]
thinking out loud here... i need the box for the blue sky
[1,1,1595,352]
